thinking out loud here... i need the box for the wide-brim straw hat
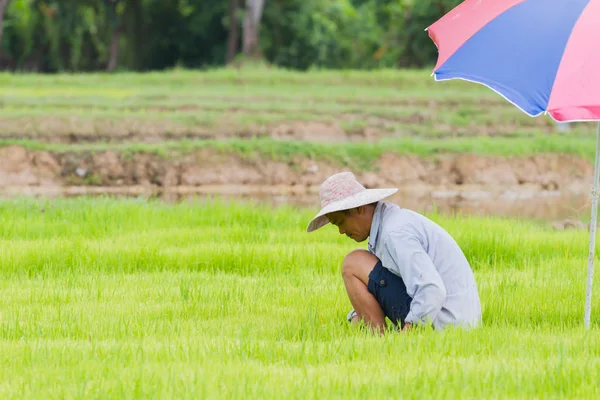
[306,172,398,233]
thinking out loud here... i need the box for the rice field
[2,67,598,173]
[1,196,599,398]
[0,67,595,142]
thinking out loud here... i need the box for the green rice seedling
[0,197,599,398]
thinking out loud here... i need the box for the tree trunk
[104,0,122,71]
[242,0,265,57]
[107,27,120,72]
[226,0,240,63]
[0,0,12,61]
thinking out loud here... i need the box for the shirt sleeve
[383,230,447,326]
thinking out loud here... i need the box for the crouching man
[306,172,482,334]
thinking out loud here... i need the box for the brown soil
[0,144,593,195]
[3,143,598,225]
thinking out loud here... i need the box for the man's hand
[402,322,412,332]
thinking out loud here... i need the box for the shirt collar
[368,201,385,253]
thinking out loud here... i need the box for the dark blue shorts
[367,261,412,328]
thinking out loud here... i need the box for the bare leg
[342,249,386,334]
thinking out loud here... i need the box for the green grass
[0,196,599,398]
[0,67,472,88]
[1,134,597,171]
[0,67,595,141]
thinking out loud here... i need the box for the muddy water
[1,185,594,224]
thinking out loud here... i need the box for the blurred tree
[0,0,12,60]
[104,0,122,71]
[139,0,228,70]
[226,0,240,63]
[261,0,383,70]
[242,0,264,58]
[0,0,463,72]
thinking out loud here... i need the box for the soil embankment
[0,144,594,213]
[0,144,592,191]
[2,143,597,225]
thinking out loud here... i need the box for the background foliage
[0,0,462,72]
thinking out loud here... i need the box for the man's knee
[342,249,379,282]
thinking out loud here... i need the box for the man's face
[327,207,370,242]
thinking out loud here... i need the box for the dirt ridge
[0,145,593,195]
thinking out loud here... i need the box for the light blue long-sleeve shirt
[368,201,482,330]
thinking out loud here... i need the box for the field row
[1,68,591,141]
[1,197,596,273]
[2,135,596,165]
